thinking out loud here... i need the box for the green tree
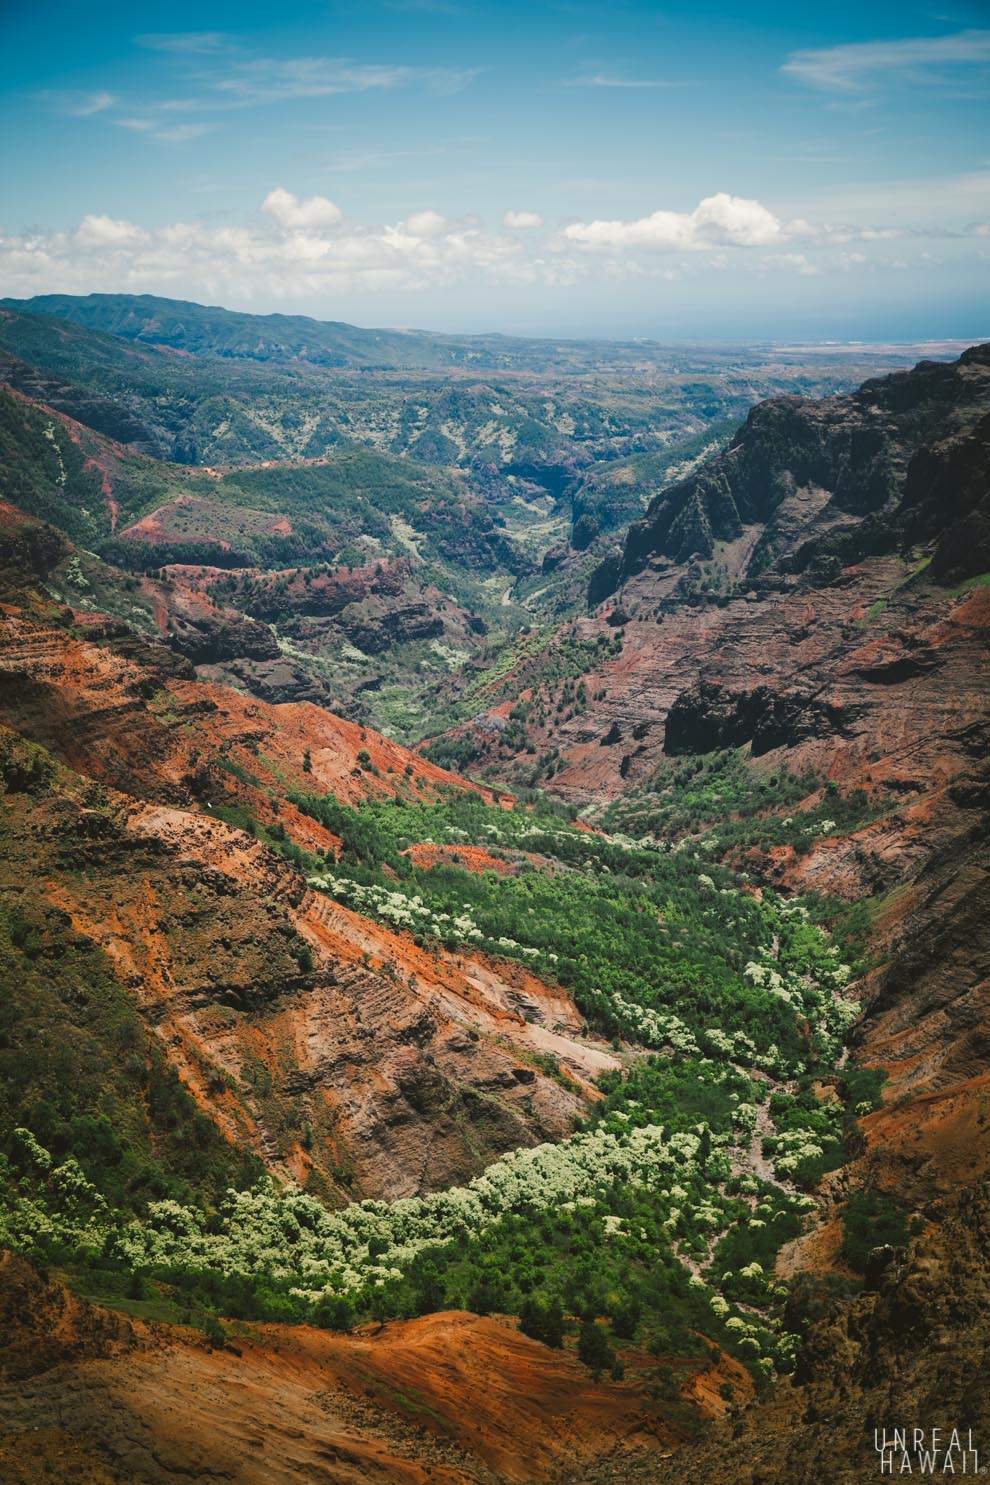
[577,1319,615,1377]
[519,1294,564,1348]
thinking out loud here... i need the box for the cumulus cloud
[73,215,149,248]
[0,192,536,302]
[560,191,979,255]
[563,193,783,252]
[402,210,449,238]
[0,187,979,308]
[504,209,543,229]
[782,29,990,91]
[262,187,345,230]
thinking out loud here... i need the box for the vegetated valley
[0,296,987,1485]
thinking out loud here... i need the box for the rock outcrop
[592,344,990,600]
[437,344,990,1242]
[610,1181,990,1485]
[0,603,612,1201]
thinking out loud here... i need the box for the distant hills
[2,291,968,376]
[0,291,702,373]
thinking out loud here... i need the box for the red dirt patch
[404,842,514,875]
[1,1261,743,1485]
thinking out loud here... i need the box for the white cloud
[692,194,783,246]
[761,252,818,276]
[152,122,212,143]
[40,89,116,117]
[69,90,116,117]
[206,57,479,106]
[402,210,449,238]
[0,186,981,309]
[73,215,149,248]
[504,209,543,229]
[570,73,674,89]
[563,193,783,252]
[782,29,990,91]
[116,116,211,144]
[0,193,535,302]
[135,32,231,54]
[562,186,988,257]
[262,187,344,230]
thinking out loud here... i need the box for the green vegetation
[0,754,868,1379]
[861,598,888,626]
[603,749,880,861]
[0,723,874,1389]
[295,784,858,1071]
[0,388,190,547]
[0,900,262,1220]
[949,570,990,595]
[420,627,624,777]
[841,1188,916,1271]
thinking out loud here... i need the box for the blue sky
[2,0,988,339]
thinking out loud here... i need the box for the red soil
[0,1254,750,1485]
[404,842,514,874]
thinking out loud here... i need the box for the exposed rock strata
[0,608,612,1200]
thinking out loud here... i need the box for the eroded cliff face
[607,1181,990,1485]
[592,344,990,600]
[460,348,990,811]
[440,346,990,1279]
[0,602,611,1203]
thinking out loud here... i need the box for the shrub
[201,1314,227,1349]
[577,1318,615,1376]
[519,1294,564,1348]
[841,1188,911,1272]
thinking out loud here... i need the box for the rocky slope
[164,554,493,726]
[436,346,990,1272]
[0,588,615,1203]
[453,347,989,790]
[594,1179,990,1485]
[0,1252,750,1485]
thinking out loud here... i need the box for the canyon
[0,299,987,1485]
